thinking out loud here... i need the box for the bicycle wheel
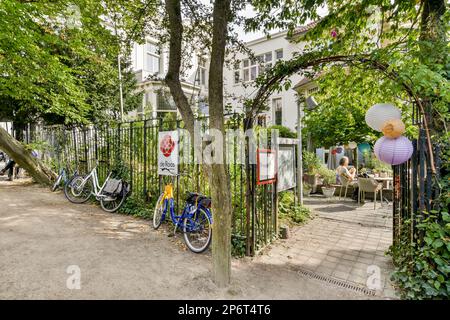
[100,191,127,213]
[51,174,62,192]
[183,208,212,253]
[64,175,92,204]
[153,193,166,229]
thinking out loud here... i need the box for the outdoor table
[373,177,393,189]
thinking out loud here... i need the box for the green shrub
[268,125,297,138]
[303,151,322,173]
[317,165,336,187]
[278,191,311,225]
[119,194,153,219]
[231,234,247,257]
[389,209,450,299]
[363,151,392,174]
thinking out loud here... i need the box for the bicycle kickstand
[173,220,181,236]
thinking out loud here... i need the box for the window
[272,98,282,125]
[145,41,160,74]
[243,59,250,82]
[257,52,273,74]
[197,58,207,86]
[157,91,177,111]
[244,58,258,81]
[275,49,283,60]
[144,92,152,108]
[250,61,257,81]
[198,99,209,115]
[242,52,273,82]
[233,61,240,84]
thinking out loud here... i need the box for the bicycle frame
[77,167,112,200]
[158,183,213,234]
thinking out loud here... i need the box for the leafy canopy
[0,0,154,125]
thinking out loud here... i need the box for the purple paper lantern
[374,136,413,165]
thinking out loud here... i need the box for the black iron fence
[392,109,441,244]
[31,115,280,256]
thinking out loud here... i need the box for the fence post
[106,126,110,171]
[418,128,426,224]
[83,127,88,171]
[117,122,121,175]
[271,128,279,238]
[130,122,133,192]
[244,117,253,256]
[143,119,148,199]
[72,127,78,168]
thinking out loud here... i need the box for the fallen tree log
[0,127,55,185]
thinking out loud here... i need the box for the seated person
[336,156,356,184]
[336,156,359,200]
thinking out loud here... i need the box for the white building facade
[129,38,209,120]
[224,27,318,131]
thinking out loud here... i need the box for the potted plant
[302,183,312,197]
[302,151,322,193]
[318,166,337,198]
[371,157,392,178]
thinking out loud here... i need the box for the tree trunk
[164,0,196,138]
[164,0,233,287]
[0,127,55,185]
[164,0,208,170]
[208,0,232,287]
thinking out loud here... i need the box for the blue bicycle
[152,180,213,253]
[52,167,78,192]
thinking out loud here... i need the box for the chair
[358,177,383,209]
[338,174,352,200]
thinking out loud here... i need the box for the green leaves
[0,0,144,125]
[390,210,450,299]
[278,191,311,225]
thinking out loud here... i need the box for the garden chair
[357,177,383,210]
[338,173,352,200]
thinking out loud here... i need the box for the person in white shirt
[336,156,356,184]
[336,156,361,201]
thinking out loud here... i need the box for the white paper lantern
[365,103,401,132]
[348,141,357,149]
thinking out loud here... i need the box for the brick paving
[258,196,398,298]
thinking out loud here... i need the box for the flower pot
[304,174,320,193]
[321,186,336,198]
[303,188,311,197]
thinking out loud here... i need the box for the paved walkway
[256,195,397,298]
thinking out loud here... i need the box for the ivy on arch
[245,51,436,173]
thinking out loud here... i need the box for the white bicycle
[64,163,129,213]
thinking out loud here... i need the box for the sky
[221,2,329,42]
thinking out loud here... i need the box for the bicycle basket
[199,197,211,208]
[185,192,200,204]
[122,181,131,196]
[103,179,123,196]
[185,192,211,208]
